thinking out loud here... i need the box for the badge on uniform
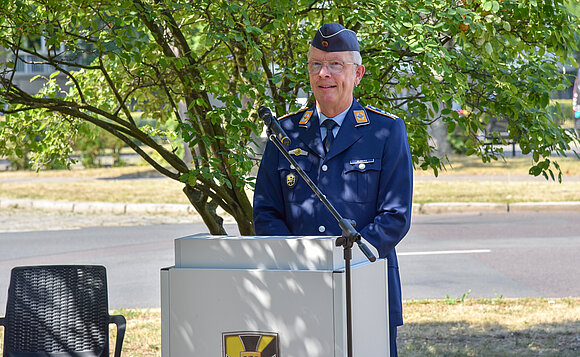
[288,148,309,156]
[286,173,296,188]
[299,110,313,127]
[353,110,369,126]
[350,159,374,170]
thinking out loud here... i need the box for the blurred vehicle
[573,67,580,129]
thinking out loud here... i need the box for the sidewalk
[2,197,579,217]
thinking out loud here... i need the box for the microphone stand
[266,130,376,357]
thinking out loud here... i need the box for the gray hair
[349,51,362,76]
[349,51,362,66]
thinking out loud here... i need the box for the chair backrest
[2,265,111,357]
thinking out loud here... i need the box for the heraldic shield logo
[223,331,279,357]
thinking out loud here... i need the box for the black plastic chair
[0,265,126,357]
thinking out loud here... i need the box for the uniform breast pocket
[277,156,313,202]
[342,159,381,203]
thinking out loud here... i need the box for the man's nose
[318,63,332,76]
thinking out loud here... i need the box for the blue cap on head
[311,23,360,52]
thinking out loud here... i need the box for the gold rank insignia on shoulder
[299,110,313,127]
[286,173,296,188]
[288,148,309,156]
[353,110,369,126]
[366,105,398,120]
[279,107,308,121]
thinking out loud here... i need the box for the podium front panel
[161,236,389,356]
[164,268,336,356]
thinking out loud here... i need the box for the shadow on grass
[399,321,580,357]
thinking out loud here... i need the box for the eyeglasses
[307,60,359,74]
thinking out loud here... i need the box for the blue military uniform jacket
[253,98,413,327]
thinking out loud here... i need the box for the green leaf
[485,42,493,55]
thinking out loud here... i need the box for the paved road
[398,211,580,300]
[0,210,578,314]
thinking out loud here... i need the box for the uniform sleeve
[359,118,413,258]
[252,139,292,235]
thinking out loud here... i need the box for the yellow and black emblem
[223,331,279,357]
[286,173,296,188]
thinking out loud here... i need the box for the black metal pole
[345,245,353,357]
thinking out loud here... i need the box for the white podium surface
[161,235,389,357]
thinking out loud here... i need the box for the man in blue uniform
[253,23,413,356]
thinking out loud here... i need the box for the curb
[0,198,195,215]
[415,202,507,214]
[508,201,580,212]
[413,201,580,214]
[2,198,580,216]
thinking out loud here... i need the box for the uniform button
[318,225,326,233]
[321,165,328,171]
[359,163,366,170]
[290,164,295,170]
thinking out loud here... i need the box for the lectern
[161,234,389,356]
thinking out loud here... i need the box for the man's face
[308,46,365,116]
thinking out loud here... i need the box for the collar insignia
[353,110,369,126]
[299,110,313,127]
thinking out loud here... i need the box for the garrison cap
[311,23,360,52]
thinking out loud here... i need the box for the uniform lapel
[324,99,369,162]
[297,108,325,158]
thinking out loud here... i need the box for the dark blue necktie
[322,119,338,153]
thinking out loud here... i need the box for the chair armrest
[109,314,127,357]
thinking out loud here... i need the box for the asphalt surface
[0,207,578,314]
[399,211,580,300]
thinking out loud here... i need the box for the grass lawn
[5,297,570,357]
[399,297,580,357]
[1,156,579,205]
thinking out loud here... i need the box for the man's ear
[355,65,366,86]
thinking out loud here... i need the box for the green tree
[1,0,578,234]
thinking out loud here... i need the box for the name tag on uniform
[349,159,374,170]
[289,148,309,156]
[349,159,374,165]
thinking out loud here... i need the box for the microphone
[258,106,291,146]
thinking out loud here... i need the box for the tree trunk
[183,184,256,236]
[183,185,227,235]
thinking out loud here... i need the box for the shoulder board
[279,107,309,120]
[366,105,398,120]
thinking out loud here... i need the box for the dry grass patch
[111,309,162,357]
[413,180,580,203]
[399,297,580,357]
[415,155,580,177]
[0,179,189,204]
[1,299,577,356]
[0,165,159,178]
[1,156,580,205]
